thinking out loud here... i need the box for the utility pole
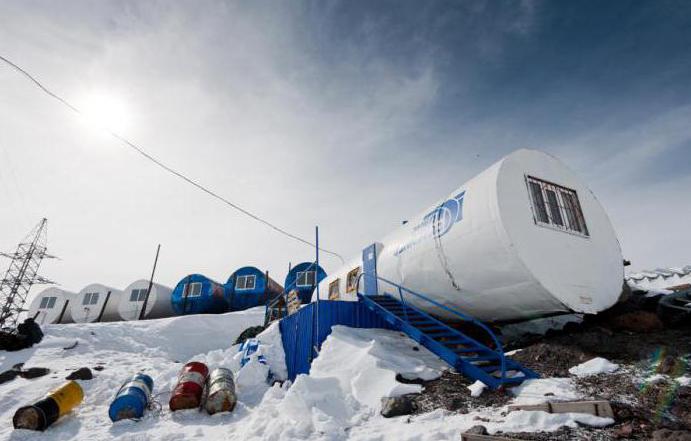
[0,218,55,331]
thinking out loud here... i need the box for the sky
[1,0,690,297]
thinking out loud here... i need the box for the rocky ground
[406,303,691,440]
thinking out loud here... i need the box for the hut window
[526,176,589,237]
[296,271,316,288]
[346,267,361,293]
[83,292,99,305]
[328,279,340,300]
[39,296,57,309]
[130,288,148,302]
[185,282,202,297]
[236,275,256,290]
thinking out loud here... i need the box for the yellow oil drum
[13,381,84,431]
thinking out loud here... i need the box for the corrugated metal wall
[279,300,395,381]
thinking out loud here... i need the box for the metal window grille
[296,271,315,288]
[185,282,202,297]
[526,176,589,237]
[236,275,256,290]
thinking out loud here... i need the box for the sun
[80,91,132,133]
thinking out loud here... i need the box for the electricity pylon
[0,218,55,330]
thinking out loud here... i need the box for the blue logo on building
[424,191,465,238]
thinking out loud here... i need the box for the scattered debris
[18,367,50,379]
[0,318,43,351]
[380,395,417,418]
[651,429,691,441]
[66,367,93,380]
[461,432,515,441]
[234,326,266,345]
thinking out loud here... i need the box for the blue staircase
[357,277,539,389]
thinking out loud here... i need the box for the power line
[0,54,345,264]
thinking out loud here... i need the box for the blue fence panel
[279,300,395,381]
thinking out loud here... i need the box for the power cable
[0,54,345,263]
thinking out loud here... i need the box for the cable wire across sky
[0,54,345,264]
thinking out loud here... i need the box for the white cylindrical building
[27,287,75,325]
[318,149,624,322]
[118,279,174,321]
[71,283,123,323]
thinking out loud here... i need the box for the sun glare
[80,91,132,133]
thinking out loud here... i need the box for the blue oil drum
[109,373,153,422]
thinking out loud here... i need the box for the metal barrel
[109,373,154,422]
[204,368,237,415]
[13,381,84,431]
[169,361,209,411]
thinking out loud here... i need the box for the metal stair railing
[355,272,507,384]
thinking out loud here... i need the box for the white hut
[318,149,624,322]
[71,283,123,323]
[118,279,174,321]
[27,287,75,325]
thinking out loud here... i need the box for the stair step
[464,355,500,363]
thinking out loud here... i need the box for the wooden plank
[460,434,517,441]
[508,400,613,418]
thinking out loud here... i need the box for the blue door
[362,243,379,296]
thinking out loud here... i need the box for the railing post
[397,286,409,323]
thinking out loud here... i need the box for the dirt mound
[510,343,594,377]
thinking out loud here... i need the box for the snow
[1,313,615,441]
[676,376,691,386]
[568,357,619,377]
[510,378,581,405]
[467,380,486,397]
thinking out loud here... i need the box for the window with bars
[129,288,149,302]
[82,292,100,305]
[296,271,316,288]
[39,296,57,309]
[526,176,589,237]
[236,275,256,290]
[184,282,202,297]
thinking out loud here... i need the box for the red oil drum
[169,361,209,411]
[204,368,237,414]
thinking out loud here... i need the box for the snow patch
[510,378,580,405]
[569,357,619,377]
[468,380,487,397]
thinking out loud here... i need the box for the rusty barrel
[109,373,153,422]
[13,381,84,431]
[204,368,237,414]
[169,361,208,411]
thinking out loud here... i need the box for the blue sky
[0,0,689,292]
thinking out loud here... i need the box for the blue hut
[284,262,327,304]
[171,274,228,315]
[226,266,284,311]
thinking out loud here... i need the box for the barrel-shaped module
[283,262,327,304]
[171,274,228,315]
[226,266,284,312]
[317,149,624,323]
[28,287,75,325]
[118,280,174,321]
[71,283,123,323]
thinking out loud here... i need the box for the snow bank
[569,357,619,377]
[0,315,616,441]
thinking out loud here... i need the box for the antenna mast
[0,218,56,330]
